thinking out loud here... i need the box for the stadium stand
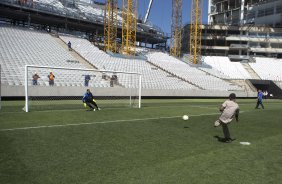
[249,58,282,81]
[59,35,198,90]
[77,4,103,17]
[0,25,109,87]
[33,0,65,14]
[202,56,251,79]
[146,52,244,91]
[198,63,230,79]
[275,81,282,89]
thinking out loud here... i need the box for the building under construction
[208,0,282,27]
[182,0,282,60]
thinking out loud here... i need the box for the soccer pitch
[1,99,282,184]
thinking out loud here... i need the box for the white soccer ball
[182,115,189,121]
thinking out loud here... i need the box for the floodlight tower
[170,0,182,58]
[189,0,203,64]
[104,0,118,53]
[122,0,138,55]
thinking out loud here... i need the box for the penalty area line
[0,112,222,132]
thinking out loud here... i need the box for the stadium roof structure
[0,0,168,45]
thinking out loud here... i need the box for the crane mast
[170,0,182,58]
[104,0,118,53]
[189,0,203,64]
[122,0,138,55]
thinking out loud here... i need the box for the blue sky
[137,0,209,34]
[95,0,209,34]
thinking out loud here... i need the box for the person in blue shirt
[82,89,100,111]
[255,89,264,109]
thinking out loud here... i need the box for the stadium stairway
[196,66,252,91]
[146,60,203,90]
[229,79,257,93]
[241,63,261,79]
[55,35,137,88]
[195,64,256,92]
[52,36,96,69]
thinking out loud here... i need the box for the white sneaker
[98,108,101,110]
[214,120,221,127]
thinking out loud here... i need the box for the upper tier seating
[202,56,251,79]
[249,57,282,81]
[60,35,198,90]
[146,52,243,91]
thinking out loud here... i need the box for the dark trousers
[33,80,37,85]
[255,100,264,109]
[49,80,54,86]
[222,123,230,139]
[86,101,99,110]
[84,80,89,87]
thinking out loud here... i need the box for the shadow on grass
[214,135,236,143]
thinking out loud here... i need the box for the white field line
[0,112,224,132]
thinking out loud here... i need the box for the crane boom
[143,0,153,23]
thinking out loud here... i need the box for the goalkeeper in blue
[82,89,100,111]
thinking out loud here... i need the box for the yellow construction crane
[189,0,203,64]
[104,0,118,53]
[122,0,138,55]
[170,0,182,58]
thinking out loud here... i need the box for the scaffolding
[189,0,203,64]
[170,0,182,58]
[104,0,118,53]
[121,0,137,55]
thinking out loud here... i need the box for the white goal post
[24,65,142,112]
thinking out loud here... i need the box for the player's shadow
[183,126,189,128]
[214,135,236,143]
[213,135,227,143]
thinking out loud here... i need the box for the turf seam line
[0,104,217,114]
[0,112,222,132]
[1,102,280,114]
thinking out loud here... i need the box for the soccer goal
[24,65,142,112]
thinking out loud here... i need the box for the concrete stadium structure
[183,0,282,58]
[208,0,282,27]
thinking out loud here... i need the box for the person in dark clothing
[32,72,40,85]
[84,75,91,87]
[255,89,264,109]
[82,89,100,111]
[68,41,72,51]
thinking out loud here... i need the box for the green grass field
[1,99,282,184]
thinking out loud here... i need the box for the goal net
[24,65,141,112]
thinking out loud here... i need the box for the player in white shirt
[214,93,239,143]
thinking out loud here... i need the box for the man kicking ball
[82,89,100,111]
[214,93,239,143]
